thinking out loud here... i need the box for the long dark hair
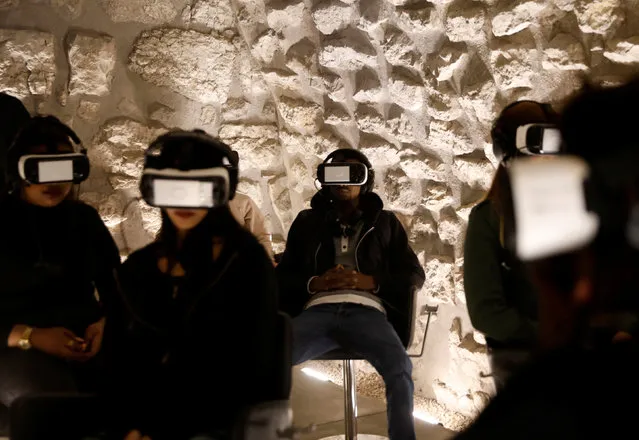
[157,206,239,277]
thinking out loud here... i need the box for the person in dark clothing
[463,100,562,389]
[102,130,279,440]
[0,116,120,434]
[456,76,639,439]
[0,93,30,195]
[277,148,425,440]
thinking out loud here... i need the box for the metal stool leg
[343,359,358,440]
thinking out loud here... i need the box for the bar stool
[315,294,439,440]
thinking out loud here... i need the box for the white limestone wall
[1,0,638,430]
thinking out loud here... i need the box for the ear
[571,251,595,306]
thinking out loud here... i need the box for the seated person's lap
[293,304,410,369]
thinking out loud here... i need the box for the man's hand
[84,317,106,358]
[612,331,633,343]
[30,327,89,361]
[310,266,378,292]
[124,430,152,440]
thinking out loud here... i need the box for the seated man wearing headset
[277,148,425,440]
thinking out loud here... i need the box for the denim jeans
[293,303,416,440]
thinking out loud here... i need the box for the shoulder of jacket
[379,210,398,219]
[122,243,159,269]
[294,208,317,223]
[469,199,496,219]
[230,192,251,205]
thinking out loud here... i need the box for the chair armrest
[409,305,439,358]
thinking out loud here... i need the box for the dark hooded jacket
[277,191,425,344]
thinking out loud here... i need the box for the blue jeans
[293,303,415,440]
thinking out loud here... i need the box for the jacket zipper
[355,227,375,272]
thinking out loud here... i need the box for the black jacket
[277,192,425,343]
[102,222,279,439]
[464,200,538,348]
[0,195,119,347]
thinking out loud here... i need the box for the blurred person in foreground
[456,76,639,440]
[102,130,278,440]
[463,100,562,389]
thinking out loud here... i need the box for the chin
[38,198,64,208]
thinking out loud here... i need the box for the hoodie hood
[310,190,384,216]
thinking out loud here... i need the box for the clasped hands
[310,265,377,293]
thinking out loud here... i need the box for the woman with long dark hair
[103,130,279,440]
[463,101,562,389]
[0,116,119,433]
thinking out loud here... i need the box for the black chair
[314,290,439,440]
[9,312,295,440]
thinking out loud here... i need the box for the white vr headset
[515,124,563,156]
[317,162,369,186]
[508,156,600,261]
[140,167,231,209]
[18,153,90,184]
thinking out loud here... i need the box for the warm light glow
[413,411,439,425]
[301,367,330,382]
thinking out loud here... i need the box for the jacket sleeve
[0,239,57,347]
[0,267,43,346]
[463,204,538,343]
[242,196,275,262]
[276,212,315,317]
[375,212,426,296]
[86,206,121,314]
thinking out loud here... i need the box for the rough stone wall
[2,0,639,430]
